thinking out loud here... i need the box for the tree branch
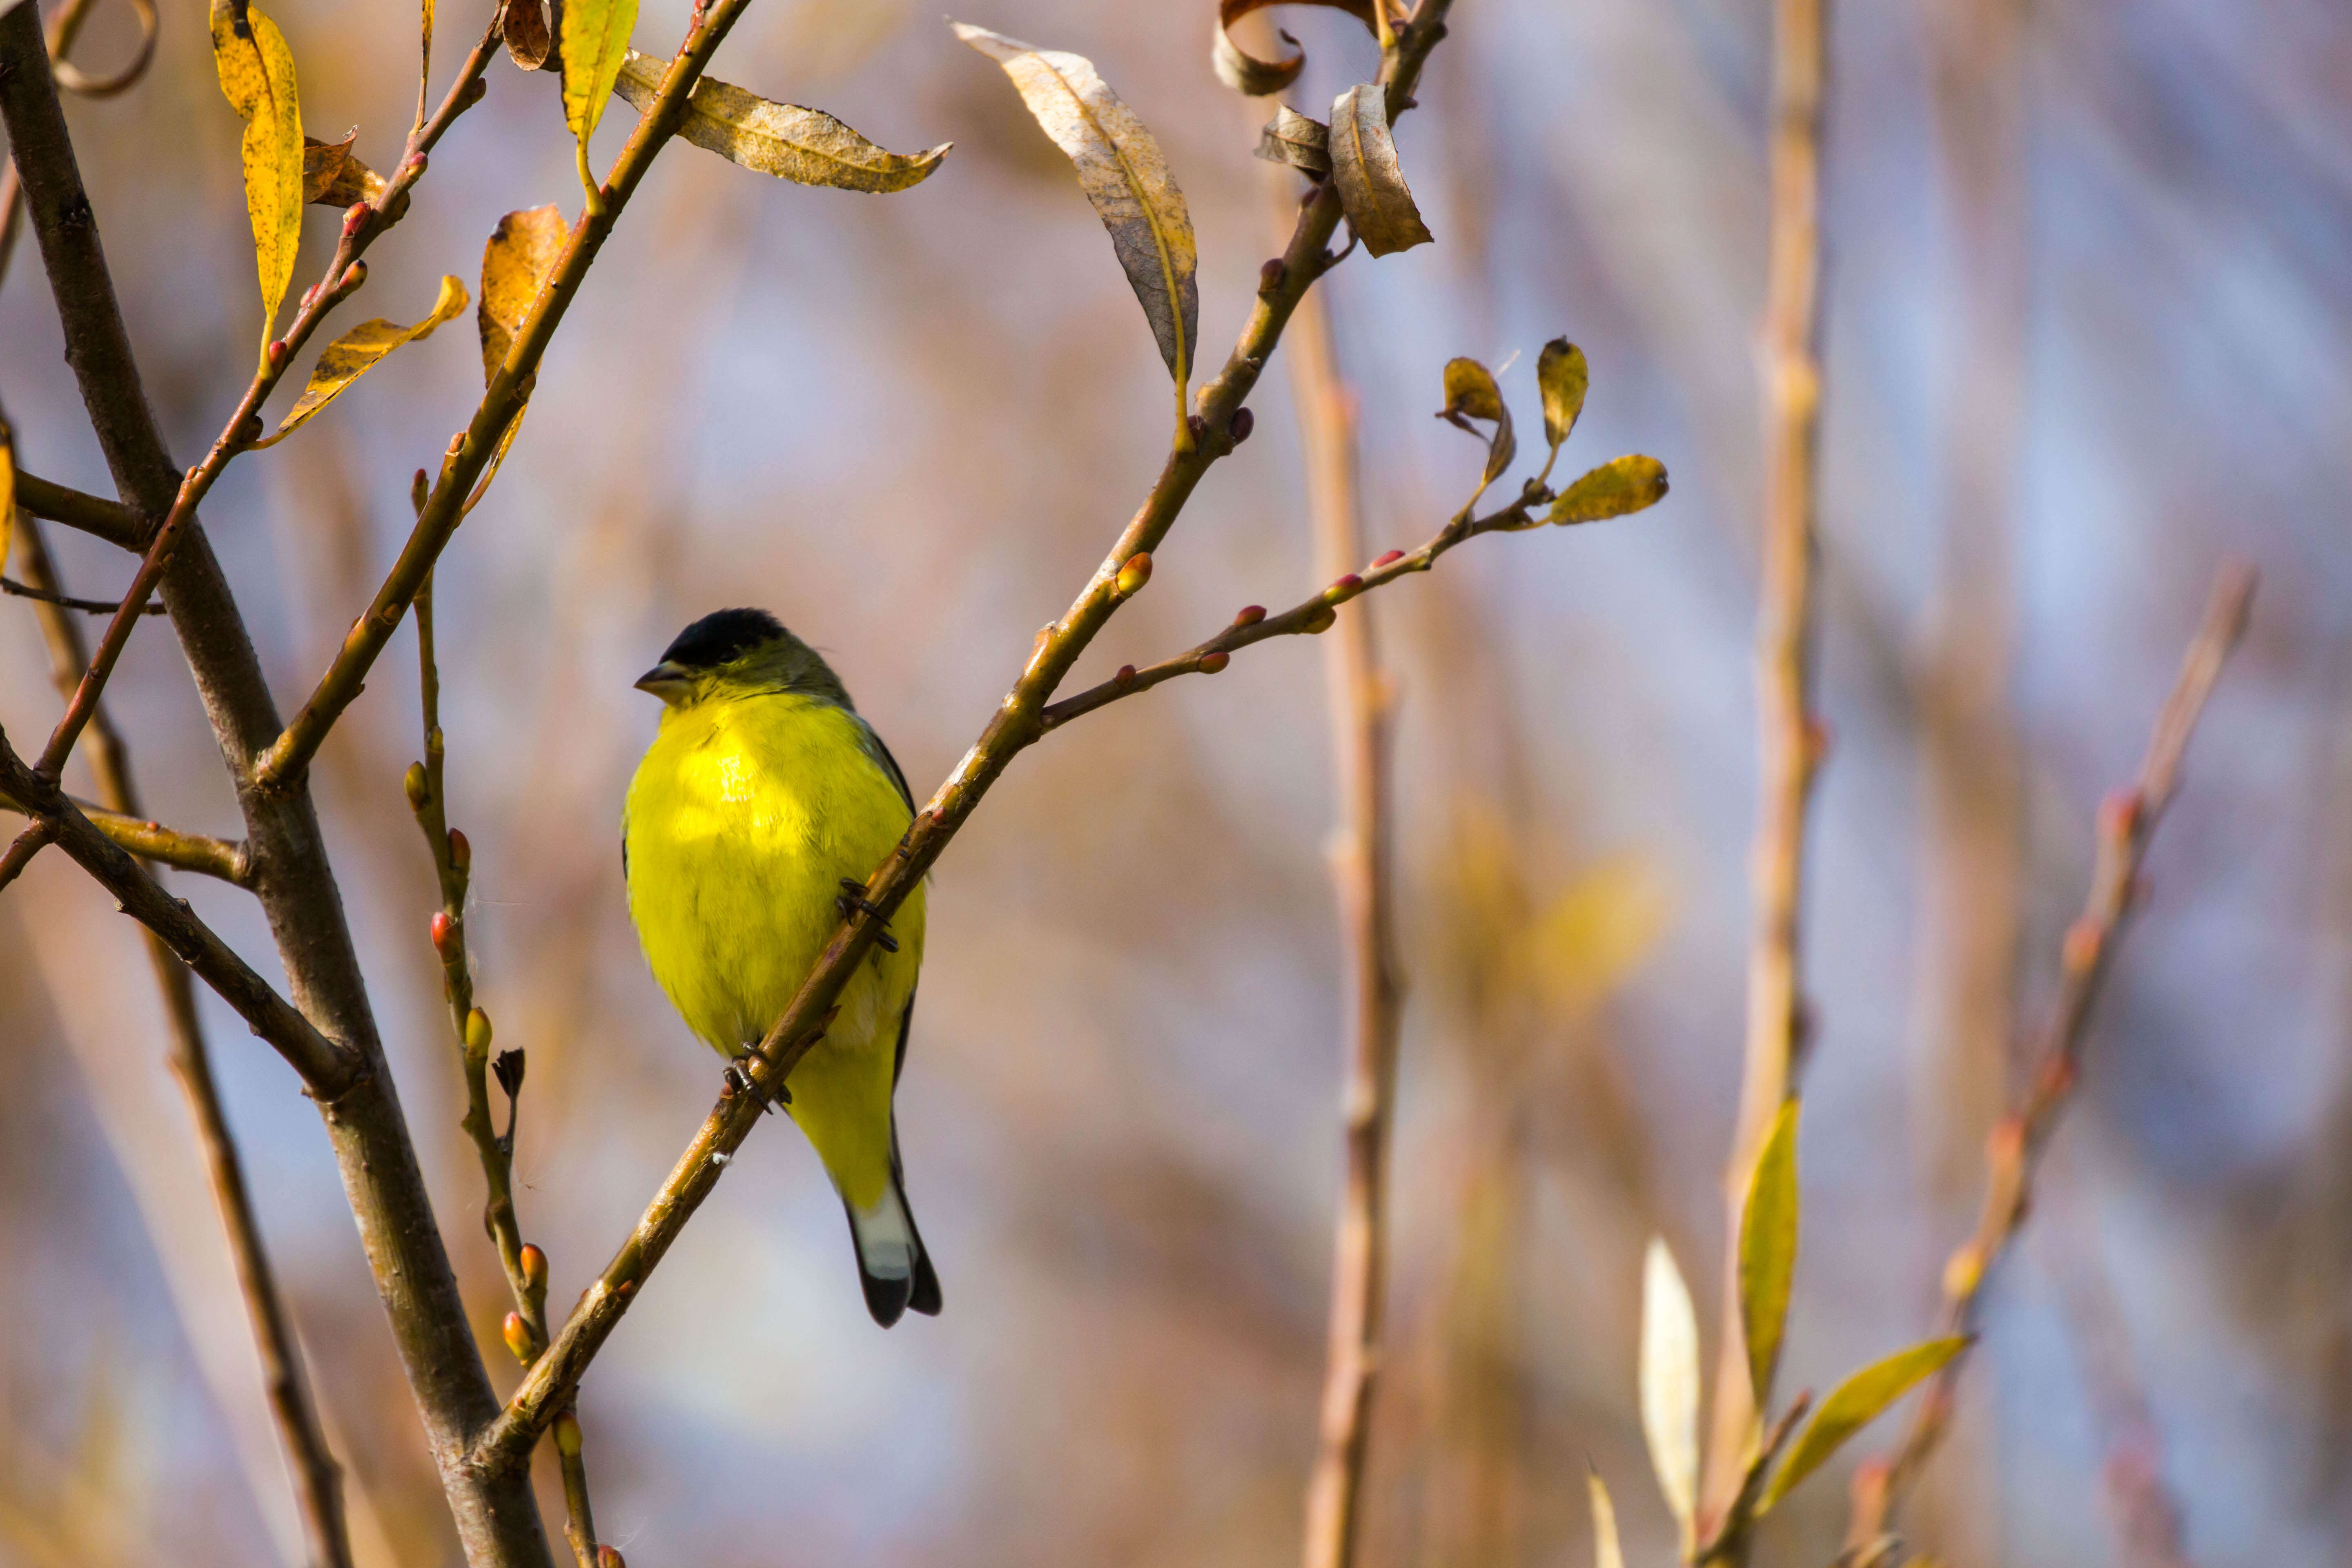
[1844,562,2255,1548]
[13,468,145,549]
[468,0,1461,1477]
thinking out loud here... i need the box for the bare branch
[13,468,146,548]
[2,573,165,613]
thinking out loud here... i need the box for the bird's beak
[633,661,695,706]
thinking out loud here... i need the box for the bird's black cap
[659,608,786,670]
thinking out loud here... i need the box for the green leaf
[1537,337,1589,455]
[1214,0,1377,96]
[1761,1336,1970,1513]
[610,50,949,193]
[1587,1467,1624,1568]
[1739,1097,1801,1410]
[1549,455,1669,524]
[1638,1236,1700,1552]
[255,276,469,448]
[1254,105,1330,174]
[560,0,638,168]
[953,24,1198,400]
[1439,356,1515,488]
[209,0,305,367]
[1328,82,1432,257]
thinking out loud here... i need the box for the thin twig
[11,469,147,549]
[1844,563,2256,1548]
[1703,0,1830,1538]
[2,573,165,613]
[467,0,1462,1477]
[8,510,352,1568]
[1280,187,1405,1568]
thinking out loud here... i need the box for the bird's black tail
[844,1122,941,1328]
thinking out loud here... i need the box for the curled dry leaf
[1549,455,1669,523]
[1254,105,1330,174]
[1587,1468,1624,1568]
[502,0,553,71]
[954,23,1197,392]
[1537,337,1589,456]
[1213,0,1377,96]
[1737,1098,1801,1410]
[1639,1236,1701,1553]
[1328,82,1431,257]
[478,204,567,384]
[1439,356,1515,486]
[1760,1336,1971,1512]
[561,0,638,158]
[209,0,305,363]
[611,51,948,193]
[303,133,386,207]
[256,276,469,448]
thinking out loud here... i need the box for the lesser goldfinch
[624,608,940,1327]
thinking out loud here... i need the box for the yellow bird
[624,608,939,1326]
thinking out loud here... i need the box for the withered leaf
[1549,454,1669,524]
[209,0,305,364]
[1537,337,1588,455]
[256,276,469,447]
[1328,82,1430,257]
[1439,356,1515,487]
[502,0,552,71]
[1254,105,1330,174]
[302,133,385,207]
[1639,1238,1701,1548]
[478,204,566,384]
[611,50,948,193]
[1214,0,1377,96]
[561,0,637,160]
[954,23,1198,391]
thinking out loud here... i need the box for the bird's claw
[723,1051,789,1112]
[835,878,901,953]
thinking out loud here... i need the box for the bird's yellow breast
[623,690,924,1205]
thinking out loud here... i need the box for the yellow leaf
[1538,337,1589,455]
[610,50,948,193]
[1760,1336,1970,1512]
[1639,1236,1700,1554]
[477,205,567,385]
[1738,1098,1801,1412]
[1328,82,1431,257]
[1550,454,1670,524]
[560,0,639,175]
[302,133,385,207]
[1439,356,1515,487]
[1214,0,1377,96]
[0,427,16,575]
[1523,853,1669,1018]
[255,276,468,447]
[209,0,305,366]
[954,23,1198,401]
[1587,1467,1624,1568]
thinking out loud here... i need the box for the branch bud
[554,1410,582,1457]
[466,1007,494,1055]
[1114,552,1153,598]
[410,468,430,515]
[430,910,458,959]
[1942,1242,1984,1300]
[1198,651,1230,674]
[1228,407,1254,445]
[521,1243,548,1292]
[448,827,470,870]
[501,1310,534,1364]
[339,260,368,293]
[266,339,289,370]
[342,202,370,237]
[1304,606,1337,635]
[2060,917,2101,975]
[404,762,430,811]
[1371,549,1405,569]
[1324,573,1361,601]
[1113,665,1137,688]
[1258,257,1286,294]
[2099,787,2145,842]
[1233,605,1265,627]
[599,1549,626,1568]
[494,1048,526,1100]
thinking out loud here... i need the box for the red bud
[521,1243,548,1292]
[340,260,367,292]
[1199,651,1230,674]
[430,911,457,958]
[501,1311,532,1364]
[1228,407,1254,445]
[448,827,470,871]
[598,1548,625,1568]
[2099,787,2145,841]
[1328,573,1363,597]
[2061,917,2101,974]
[1114,665,1137,687]
[266,339,289,369]
[1372,550,1405,568]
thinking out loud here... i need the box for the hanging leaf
[610,50,949,193]
[209,0,305,366]
[1639,1236,1701,1553]
[478,205,567,384]
[1738,1098,1802,1410]
[0,427,15,576]
[303,133,386,207]
[953,24,1198,396]
[1213,0,1378,96]
[254,276,469,448]
[1254,105,1330,174]
[1550,455,1669,524]
[1761,1337,1971,1513]
[1587,1467,1624,1568]
[503,0,552,71]
[561,0,639,172]
[1439,356,1515,488]
[1328,82,1430,257]
[1537,337,1589,456]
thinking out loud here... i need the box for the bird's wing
[853,715,918,817]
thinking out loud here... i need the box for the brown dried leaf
[302,133,385,206]
[256,275,469,446]
[1328,81,1430,257]
[1214,0,1376,96]
[1254,105,1329,174]
[1537,336,1588,454]
[502,0,552,71]
[954,23,1197,390]
[1439,356,1514,486]
[1549,454,1669,524]
[610,50,948,192]
[478,204,566,384]
[209,0,305,363]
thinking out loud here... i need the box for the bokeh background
[2,0,2347,1563]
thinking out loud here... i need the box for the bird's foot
[722,1051,789,1112]
[836,878,900,953]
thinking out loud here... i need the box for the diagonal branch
[468,0,1461,1477]
[1844,562,2255,1548]
[0,778,249,883]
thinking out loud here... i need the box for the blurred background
[2,0,2346,1563]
